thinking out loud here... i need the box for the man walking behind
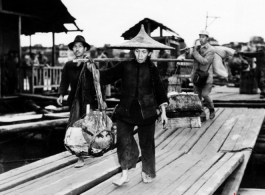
[191,30,216,119]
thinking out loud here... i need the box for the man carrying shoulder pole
[191,30,216,120]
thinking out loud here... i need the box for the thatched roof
[121,18,180,40]
[2,0,81,35]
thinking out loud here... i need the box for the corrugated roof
[2,0,81,35]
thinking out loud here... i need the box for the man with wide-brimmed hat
[191,30,216,120]
[57,35,96,167]
[87,25,172,186]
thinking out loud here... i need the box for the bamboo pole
[90,58,194,64]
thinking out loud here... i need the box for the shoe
[142,172,153,183]
[209,109,215,119]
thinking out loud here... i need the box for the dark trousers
[194,83,214,110]
[116,120,156,178]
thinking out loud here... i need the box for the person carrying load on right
[191,30,216,120]
[239,47,265,99]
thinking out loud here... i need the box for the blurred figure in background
[37,51,49,66]
[240,47,265,98]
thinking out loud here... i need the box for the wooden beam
[0,9,42,19]
[93,58,194,63]
[29,35,32,53]
[52,32,55,66]
[0,118,68,134]
[17,93,58,100]
[221,151,251,195]
[147,22,151,35]
[238,188,265,195]
[18,15,23,93]
[0,9,2,97]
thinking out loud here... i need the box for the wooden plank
[157,154,223,195]
[201,108,247,155]
[189,108,235,154]
[168,117,201,129]
[0,155,77,193]
[232,109,255,151]
[28,150,185,195]
[85,150,186,195]
[0,151,71,182]
[1,127,169,195]
[156,127,185,150]
[169,153,227,195]
[111,154,210,195]
[0,114,43,123]
[14,155,120,195]
[1,151,117,195]
[17,93,57,101]
[221,109,265,152]
[154,124,181,148]
[0,152,76,192]
[181,108,224,152]
[184,153,235,195]
[161,128,191,151]
[0,119,68,134]
[238,188,265,195]
[0,149,118,195]
[166,128,197,151]
[221,151,251,195]
[240,109,265,149]
[220,108,252,151]
[195,152,244,195]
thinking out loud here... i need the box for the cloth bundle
[213,46,235,78]
[166,93,202,118]
[64,58,115,157]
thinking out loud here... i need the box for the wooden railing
[20,65,63,94]
[19,59,194,94]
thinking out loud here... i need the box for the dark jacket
[59,61,97,109]
[100,59,168,120]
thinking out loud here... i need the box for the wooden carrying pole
[91,58,193,63]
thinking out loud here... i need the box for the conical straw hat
[111,25,175,50]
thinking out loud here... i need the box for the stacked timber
[166,93,202,128]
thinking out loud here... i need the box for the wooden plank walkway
[0,107,264,195]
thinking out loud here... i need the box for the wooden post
[147,22,151,36]
[160,26,163,37]
[0,0,2,97]
[29,35,32,53]
[31,65,34,93]
[18,15,22,93]
[52,32,55,66]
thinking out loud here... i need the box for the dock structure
[0,106,264,195]
[210,86,265,108]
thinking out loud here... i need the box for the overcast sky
[21,0,265,48]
